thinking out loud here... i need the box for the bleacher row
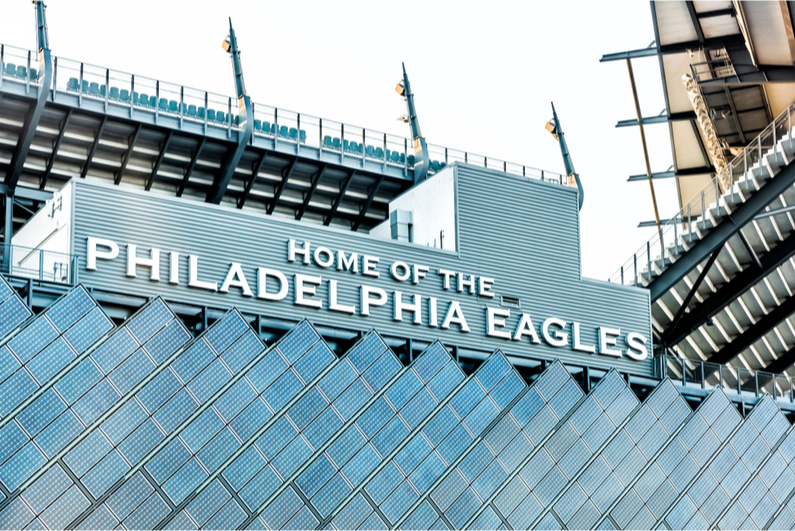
[1,61,449,171]
[2,63,38,82]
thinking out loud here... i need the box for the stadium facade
[2,2,795,531]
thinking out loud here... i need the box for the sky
[0,0,682,281]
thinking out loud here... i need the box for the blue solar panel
[0,295,31,339]
[8,289,795,531]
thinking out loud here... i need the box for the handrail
[0,43,564,184]
[0,243,78,285]
[609,100,795,286]
[657,352,795,403]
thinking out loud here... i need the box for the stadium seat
[253,119,261,132]
[440,161,447,169]
[148,95,157,108]
[262,121,272,134]
[88,82,99,97]
[119,89,130,103]
[138,93,149,108]
[299,130,307,143]
[375,147,384,160]
[399,153,406,164]
[81,80,89,94]
[216,110,226,124]
[158,98,168,112]
[365,145,376,158]
[391,151,400,164]
[179,102,188,114]
[234,115,240,126]
[407,154,415,166]
[188,104,197,118]
[67,77,79,92]
[197,107,206,120]
[343,139,350,152]
[99,85,107,98]
[168,100,178,113]
[332,137,341,151]
[347,140,356,154]
[289,127,298,141]
[279,125,288,138]
[29,68,37,81]
[16,65,27,80]
[323,135,333,149]
[206,109,216,121]
[4,63,16,77]
[109,86,119,101]
[431,160,440,172]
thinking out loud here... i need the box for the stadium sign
[86,236,649,362]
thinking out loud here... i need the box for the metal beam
[628,166,715,182]
[146,130,173,191]
[627,57,663,239]
[662,231,795,346]
[266,158,297,215]
[649,161,795,302]
[616,112,696,128]
[41,109,72,190]
[5,35,52,192]
[237,151,267,209]
[178,137,205,197]
[724,87,747,144]
[352,175,385,231]
[296,164,326,221]
[81,116,107,179]
[762,344,795,374]
[661,249,720,346]
[115,124,141,185]
[708,294,795,365]
[685,1,705,44]
[651,1,686,217]
[600,33,746,62]
[638,219,675,228]
[0,184,52,202]
[325,171,356,226]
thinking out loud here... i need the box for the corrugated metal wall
[71,163,652,376]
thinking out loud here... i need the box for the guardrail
[609,101,795,286]
[656,353,795,404]
[0,244,78,285]
[0,43,564,184]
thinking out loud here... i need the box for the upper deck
[0,42,563,237]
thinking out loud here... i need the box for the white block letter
[257,267,288,301]
[295,274,323,309]
[189,255,218,291]
[86,237,119,271]
[487,307,512,339]
[361,285,387,316]
[220,262,253,296]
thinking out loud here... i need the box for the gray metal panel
[70,163,652,376]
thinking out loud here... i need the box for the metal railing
[690,58,737,84]
[0,43,563,184]
[609,101,795,286]
[0,244,78,285]
[657,353,795,403]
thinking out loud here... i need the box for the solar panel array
[2,279,795,530]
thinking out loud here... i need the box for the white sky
[1,0,681,281]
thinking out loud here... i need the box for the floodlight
[398,114,409,123]
[395,81,405,96]
[222,36,232,53]
[545,118,558,140]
